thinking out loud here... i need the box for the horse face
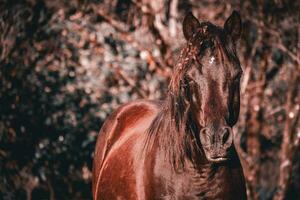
[183,11,242,163]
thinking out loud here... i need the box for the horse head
[181,11,242,163]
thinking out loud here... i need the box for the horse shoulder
[93,100,159,199]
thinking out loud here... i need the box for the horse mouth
[207,156,228,163]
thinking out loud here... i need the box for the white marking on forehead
[209,56,215,64]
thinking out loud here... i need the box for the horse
[92,10,247,200]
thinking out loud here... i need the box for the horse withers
[93,11,247,200]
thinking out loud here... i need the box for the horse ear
[224,10,242,41]
[183,12,200,40]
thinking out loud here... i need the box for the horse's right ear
[183,12,200,40]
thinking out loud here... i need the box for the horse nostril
[200,127,210,144]
[201,128,209,135]
[222,127,232,146]
[222,130,229,144]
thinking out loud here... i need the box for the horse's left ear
[224,10,242,41]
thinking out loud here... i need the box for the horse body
[93,100,246,200]
[93,10,247,200]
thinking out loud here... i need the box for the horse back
[92,100,159,199]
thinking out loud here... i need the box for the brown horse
[93,11,247,200]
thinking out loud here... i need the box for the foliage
[0,0,299,199]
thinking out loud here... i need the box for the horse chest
[151,158,245,200]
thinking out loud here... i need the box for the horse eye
[233,72,242,81]
[202,41,211,49]
[198,40,212,55]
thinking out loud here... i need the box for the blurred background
[0,0,299,199]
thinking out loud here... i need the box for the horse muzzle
[199,126,233,163]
